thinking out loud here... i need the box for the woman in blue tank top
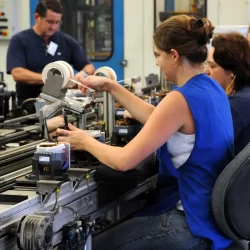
[57,15,234,250]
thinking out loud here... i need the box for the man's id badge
[47,41,58,56]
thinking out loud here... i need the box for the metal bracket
[67,168,92,190]
[35,211,55,221]
[43,71,67,99]
[36,180,62,204]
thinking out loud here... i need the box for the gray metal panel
[0,172,158,249]
[0,178,97,237]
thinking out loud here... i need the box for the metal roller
[17,214,54,250]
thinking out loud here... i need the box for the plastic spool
[94,66,117,81]
[36,142,65,154]
[42,61,73,89]
[57,60,74,81]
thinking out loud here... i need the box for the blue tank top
[141,74,234,250]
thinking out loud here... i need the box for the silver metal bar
[3,114,38,124]
[0,166,32,184]
[0,178,97,237]
[103,91,109,137]
[85,234,92,250]
[108,93,114,139]
[0,139,45,158]
[0,169,157,250]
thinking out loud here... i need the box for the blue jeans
[92,208,211,250]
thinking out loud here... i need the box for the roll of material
[42,61,74,89]
[36,142,66,154]
[57,60,74,80]
[94,66,117,81]
[42,61,118,90]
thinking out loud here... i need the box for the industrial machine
[0,61,158,250]
[111,101,141,146]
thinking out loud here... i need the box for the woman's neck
[175,60,203,87]
[32,25,50,44]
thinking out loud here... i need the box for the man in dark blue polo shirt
[7,0,95,105]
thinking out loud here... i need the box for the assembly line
[0,0,250,250]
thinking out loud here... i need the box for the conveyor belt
[0,174,157,250]
[0,125,41,145]
[0,139,45,191]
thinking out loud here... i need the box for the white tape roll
[57,61,74,79]
[42,62,118,89]
[42,61,73,89]
[42,62,53,83]
[94,66,117,81]
[57,61,75,88]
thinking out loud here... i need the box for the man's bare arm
[82,64,95,75]
[73,64,95,84]
[11,67,43,84]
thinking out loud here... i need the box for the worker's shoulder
[55,31,77,43]
[11,28,34,41]
[229,87,250,120]
[229,86,250,106]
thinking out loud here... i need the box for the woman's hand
[71,71,88,88]
[77,75,113,94]
[56,123,90,150]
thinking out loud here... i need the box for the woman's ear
[170,49,179,62]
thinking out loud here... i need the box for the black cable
[52,198,58,212]
[82,197,91,214]
[77,239,87,250]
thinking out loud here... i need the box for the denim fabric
[93,208,211,250]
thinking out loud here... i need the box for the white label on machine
[39,156,50,162]
[119,129,128,134]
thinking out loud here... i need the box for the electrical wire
[52,186,60,212]
[62,161,69,170]
[85,176,93,204]
[61,205,79,221]
[64,147,69,160]
[62,147,70,170]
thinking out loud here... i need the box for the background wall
[124,0,160,83]
[175,0,249,25]
[0,0,30,91]
[124,0,250,83]
[207,0,249,25]
[0,0,250,91]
